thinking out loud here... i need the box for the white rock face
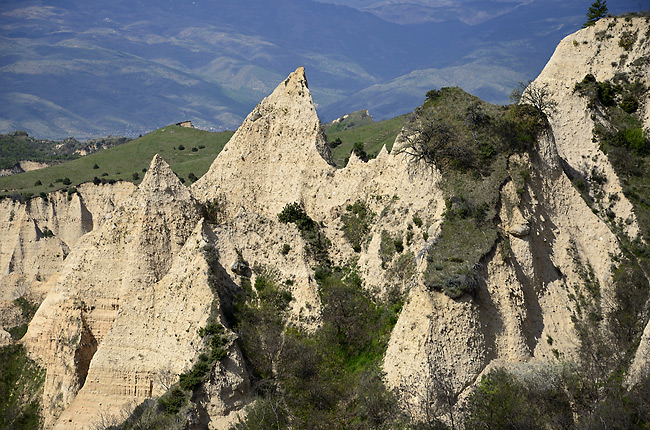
[0,182,135,346]
[23,156,202,428]
[533,17,650,239]
[193,66,335,219]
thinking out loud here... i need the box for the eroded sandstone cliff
[2,16,649,430]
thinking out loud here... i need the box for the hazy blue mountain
[0,0,644,139]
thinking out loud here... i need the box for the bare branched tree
[156,365,178,392]
[394,115,458,175]
[397,351,459,429]
[511,81,558,118]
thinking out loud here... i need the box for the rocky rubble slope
[1,16,648,430]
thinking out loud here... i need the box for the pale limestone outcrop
[23,155,202,428]
[532,17,650,239]
[55,221,248,430]
[0,182,135,298]
[0,182,134,338]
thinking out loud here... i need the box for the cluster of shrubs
[278,202,330,264]
[232,264,403,429]
[341,200,373,252]
[157,321,229,415]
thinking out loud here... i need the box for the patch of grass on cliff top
[0,125,234,197]
[404,87,544,298]
[325,114,410,168]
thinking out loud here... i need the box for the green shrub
[0,344,45,429]
[597,81,618,106]
[278,202,314,232]
[62,177,71,185]
[394,237,404,253]
[352,142,368,161]
[620,95,639,113]
[158,387,186,415]
[202,195,226,224]
[178,354,211,391]
[464,367,572,429]
[623,128,647,152]
[380,230,396,265]
[619,30,637,50]
[281,244,291,255]
[278,202,329,263]
[341,200,373,252]
[329,137,343,148]
[412,213,423,227]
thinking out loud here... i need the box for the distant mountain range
[0,0,643,139]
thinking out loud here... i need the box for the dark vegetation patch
[277,202,330,265]
[341,200,373,252]
[397,87,547,299]
[0,344,45,429]
[232,264,404,429]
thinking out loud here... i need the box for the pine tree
[583,0,608,28]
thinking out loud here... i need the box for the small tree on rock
[583,0,608,28]
[511,81,557,119]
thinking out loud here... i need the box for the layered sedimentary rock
[23,156,202,428]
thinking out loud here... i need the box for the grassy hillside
[0,112,409,197]
[0,132,130,170]
[324,114,410,167]
[324,110,375,133]
[0,126,233,198]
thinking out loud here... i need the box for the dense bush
[352,142,369,162]
[341,200,373,252]
[201,194,226,224]
[157,387,186,415]
[232,264,403,429]
[278,202,315,232]
[0,344,45,429]
[278,202,330,264]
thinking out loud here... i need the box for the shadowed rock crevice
[74,314,98,389]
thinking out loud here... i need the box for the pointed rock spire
[346,150,361,167]
[375,144,389,163]
[193,67,336,216]
[138,154,193,204]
